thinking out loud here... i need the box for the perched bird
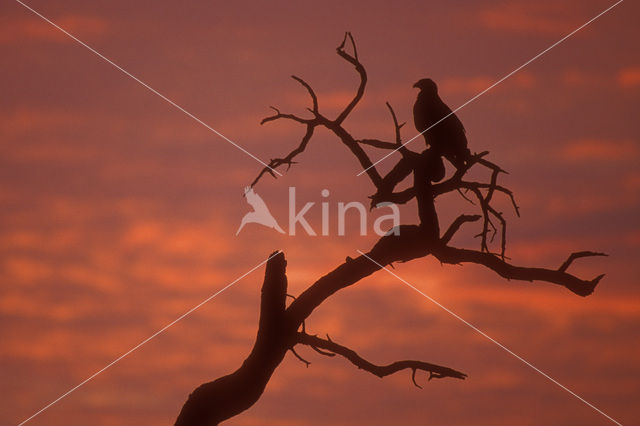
[413,78,470,171]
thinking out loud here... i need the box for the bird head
[413,78,438,94]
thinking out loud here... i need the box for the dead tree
[175,33,605,425]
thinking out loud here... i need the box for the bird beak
[413,82,419,88]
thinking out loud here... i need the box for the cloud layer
[1,0,639,425]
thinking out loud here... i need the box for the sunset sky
[1,0,639,424]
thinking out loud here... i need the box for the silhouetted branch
[385,102,405,147]
[309,341,337,357]
[368,149,518,257]
[284,229,604,340]
[256,33,519,257]
[251,123,316,187]
[335,32,365,124]
[469,187,493,253]
[177,227,605,423]
[260,106,311,125]
[559,251,608,272]
[291,75,319,113]
[296,332,467,382]
[431,245,605,297]
[252,32,384,188]
[290,347,311,367]
[357,138,398,149]
[356,102,408,152]
[178,33,607,425]
[442,214,482,244]
[466,182,520,217]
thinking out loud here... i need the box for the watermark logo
[236,186,286,235]
[237,187,400,236]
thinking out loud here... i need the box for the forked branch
[335,32,366,124]
[297,332,468,384]
[252,32,382,188]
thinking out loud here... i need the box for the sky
[1,0,639,424]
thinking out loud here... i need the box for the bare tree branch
[290,347,311,367]
[291,75,319,113]
[284,229,604,340]
[441,214,482,244]
[251,33,383,188]
[357,138,398,149]
[559,251,608,272]
[177,227,605,423]
[260,106,311,125]
[431,245,605,297]
[296,332,467,382]
[251,123,316,187]
[335,32,366,124]
[355,102,407,151]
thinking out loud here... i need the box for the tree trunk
[174,252,292,425]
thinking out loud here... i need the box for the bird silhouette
[413,78,470,173]
[236,187,285,235]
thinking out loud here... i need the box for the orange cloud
[617,66,640,89]
[1,2,637,424]
[0,15,108,44]
[561,139,639,162]
[3,256,53,282]
[544,192,634,216]
[0,108,79,135]
[479,3,578,35]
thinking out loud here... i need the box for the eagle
[413,78,470,172]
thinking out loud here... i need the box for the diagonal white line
[18,251,281,426]
[14,0,281,176]
[356,250,623,426]
[357,0,624,176]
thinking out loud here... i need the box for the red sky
[1,0,639,424]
